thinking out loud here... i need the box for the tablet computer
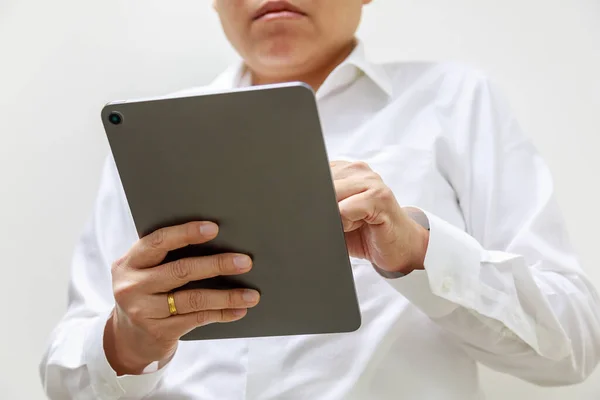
[101,82,361,341]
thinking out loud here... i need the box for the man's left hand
[330,160,430,275]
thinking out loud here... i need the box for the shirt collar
[325,40,393,98]
[208,39,393,99]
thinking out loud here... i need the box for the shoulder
[378,60,513,127]
[380,60,497,102]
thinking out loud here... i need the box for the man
[41,1,600,399]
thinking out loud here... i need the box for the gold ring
[167,292,178,316]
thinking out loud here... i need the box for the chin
[252,37,315,74]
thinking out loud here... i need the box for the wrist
[104,311,159,376]
[405,207,430,273]
[408,221,429,272]
[392,207,430,275]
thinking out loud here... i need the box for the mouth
[253,1,307,21]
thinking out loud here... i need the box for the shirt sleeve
[388,73,600,386]
[39,157,168,399]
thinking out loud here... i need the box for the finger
[330,161,371,181]
[330,160,352,180]
[338,190,389,227]
[145,253,253,292]
[341,215,365,232]
[127,222,219,269]
[329,160,351,170]
[162,309,249,338]
[154,289,260,318]
[333,177,368,202]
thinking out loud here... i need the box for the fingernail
[234,255,251,270]
[200,223,218,236]
[243,290,259,303]
[233,309,247,317]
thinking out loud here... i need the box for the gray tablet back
[101,83,361,341]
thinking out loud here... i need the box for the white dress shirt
[40,42,600,400]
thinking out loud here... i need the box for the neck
[250,39,357,92]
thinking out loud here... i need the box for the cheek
[216,2,250,42]
[215,0,247,11]
[314,2,362,40]
[215,0,248,26]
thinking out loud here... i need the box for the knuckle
[368,170,383,182]
[126,305,145,324]
[111,260,131,287]
[352,161,370,171]
[371,184,393,200]
[188,290,208,311]
[111,255,128,272]
[213,254,230,274]
[195,311,211,326]
[112,279,138,305]
[170,258,191,281]
[226,291,238,308]
[148,228,166,249]
[377,186,395,202]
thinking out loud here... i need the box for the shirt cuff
[84,311,168,399]
[384,209,483,319]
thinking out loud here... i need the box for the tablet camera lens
[109,112,123,125]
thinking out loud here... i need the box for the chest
[318,94,464,228]
[113,90,475,399]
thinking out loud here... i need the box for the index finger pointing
[127,222,219,269]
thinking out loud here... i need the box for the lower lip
[256,11,306,21]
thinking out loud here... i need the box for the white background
[1,0,599,399]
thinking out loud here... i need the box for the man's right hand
[103,221,260,376]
